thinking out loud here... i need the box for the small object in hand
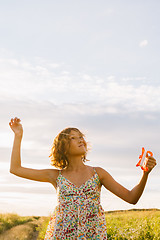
[136,147,153,171]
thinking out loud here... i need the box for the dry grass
[0,221,37,240]
[0,214,41,240]
[0,213,33,234]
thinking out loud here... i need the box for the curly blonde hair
[49,127,88,169]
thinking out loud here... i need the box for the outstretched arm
[96,157,156,204]
[9,117,58,188]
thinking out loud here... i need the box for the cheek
[67,141,76,153]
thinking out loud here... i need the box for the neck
[67,155,85,171]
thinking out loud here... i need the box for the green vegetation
[36,217,50,240]
[0,209,160,239]
[0,213,33,234]
[105,209,160,239]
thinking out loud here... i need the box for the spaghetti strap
[44,167,107,240]
[45,166,107,239]
[93,167,97,173]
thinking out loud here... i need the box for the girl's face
[67,130,87,157]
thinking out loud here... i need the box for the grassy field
[105,209,160,239]
[0,209,160,239]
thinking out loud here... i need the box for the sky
[0,0,160,216]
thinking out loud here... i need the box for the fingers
[147,156,156,164]
[14,117,21,122]
[145,156,157,171]
[9,117,21,126]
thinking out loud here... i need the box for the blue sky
[0,0,160,216]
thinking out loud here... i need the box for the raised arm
[9,117,58,188]
[96,157,156,204]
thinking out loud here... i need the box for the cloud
[139,40,148,47]
[121,77,146,82]
[2,99,160,154]
[1,54,160,113]
[1,98,160,215]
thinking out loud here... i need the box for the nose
[79,137,83,143]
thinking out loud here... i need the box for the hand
[9,117,23,138]
[143,156,157,174]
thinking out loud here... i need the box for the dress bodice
[44,168,107,239]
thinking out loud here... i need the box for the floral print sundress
[44,168,107,239]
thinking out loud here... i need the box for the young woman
[9,117,157,239]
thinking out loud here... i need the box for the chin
[80,150,87,156]
[76,150,86,156]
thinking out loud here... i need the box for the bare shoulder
[94,167,110,181]
[48,168,59,180]
[94,167,117,190]
[47,168,60,187]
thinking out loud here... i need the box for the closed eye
[70,137,75,140]
[70,136,84,140]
